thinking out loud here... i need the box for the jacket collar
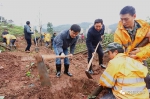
[117,19,149,30]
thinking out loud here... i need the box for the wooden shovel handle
[42,54,71,60]
[87,42,100,70]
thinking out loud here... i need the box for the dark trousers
[2,38,7,44]
[88,46,104,65]
[100,89,116,99]
[10,39,16,45]
[25,39,31,51]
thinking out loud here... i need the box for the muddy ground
[0,38,110,99]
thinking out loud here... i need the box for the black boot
[100,64,106,69]
[64,64,72,77]
[56,64,61,77]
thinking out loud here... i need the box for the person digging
[2,34,16,49]
[53,24,81,77]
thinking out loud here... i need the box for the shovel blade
[37,61,51,86]
[85,70,93,79]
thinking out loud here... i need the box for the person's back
[106,53,149,99]
[5,34,16,40]
[24,25,32,39]
[44,33,50,42]
[98,42,149,99]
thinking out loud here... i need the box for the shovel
[35,54,72,86]
[85,42,100,79]
[34,31,39,53]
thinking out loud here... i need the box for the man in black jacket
[24,21,34,53]
[86,19,106,74]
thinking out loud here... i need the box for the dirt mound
[0,39,110,99]
[3,78,99,99]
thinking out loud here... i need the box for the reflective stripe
[122,85,146,91]
[103,71,115,83]
[117,78,144,84]
[100,76,112,88]
[114,85,146,92]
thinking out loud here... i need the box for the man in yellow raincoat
[2,34,16,47]
[88,42,149,99]
[114,6,150,93]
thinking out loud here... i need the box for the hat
[103,42,123,53]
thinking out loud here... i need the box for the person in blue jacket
[53,24,81,77]
[86,19,106,74]
[24,21,34,53]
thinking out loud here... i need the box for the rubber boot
[56,64,61,77]
[64,64,72,77]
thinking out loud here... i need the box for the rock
[5,80,9,83]
[0,66,4,69]
[24,81,28,84]
[14,61,19,66]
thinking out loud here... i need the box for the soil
[0,38,110,99]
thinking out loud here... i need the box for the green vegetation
[74,43,87,54]
[47,22,53,34]
[0,23,24,41]
[26,71,31,77]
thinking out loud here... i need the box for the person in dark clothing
[53,24,81,77]
[24,21,34,53]
[1,29,9,44]
[86,19,106,74]
[51,32,56,49]
[33,37,40,45]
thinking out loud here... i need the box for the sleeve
[136,43,150,59]
[26,26,34,34]
[70,37,78,54]
[55,34,63,54]
[101,25,105,35]
[6,36,10,45]
[136,29,150,59]
[114,32,122,45]
[99,62,117,88]
[86,31,94,53]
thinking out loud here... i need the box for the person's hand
[60,53,65,58]
[92,52,96,56]
[129,48,140,55]
[69,54,73,60]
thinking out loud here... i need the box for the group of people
[50,6,150,98]
[1,5,150,98]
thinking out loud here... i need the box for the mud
[0,39,110,99]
